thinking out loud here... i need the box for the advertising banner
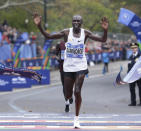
[11,76,31,88]
[0,76,13,91]
[30,69,50,85]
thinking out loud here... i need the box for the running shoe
[65,105,69,112]
[73,116,80,128]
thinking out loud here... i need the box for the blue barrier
[11,77,31,88]
[0,76,13,91]
[30,69,50,85]
[0,69,50,91]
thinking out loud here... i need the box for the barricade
[0,50,127,92]
[0,69,50,91]
[11,77,31,88]
[0,76,13,91]
[29,69,50,85]
[0,58,50,92]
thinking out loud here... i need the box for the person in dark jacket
[128,42,141,106]
[56,41,73,112]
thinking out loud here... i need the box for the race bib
[66,43,84,58]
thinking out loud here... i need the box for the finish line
[0,113,141,130]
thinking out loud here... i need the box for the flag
[118,8,135,26]
[115,56,141,85]
[115,66,127,85]
[123,56,141,83]
[118,8,141,50]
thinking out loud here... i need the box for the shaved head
[72,15,83,23]
[72,15,83,31]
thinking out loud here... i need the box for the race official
[128,42,141,106]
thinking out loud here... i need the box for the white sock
[74,116,79,120]
[65,100,69,105]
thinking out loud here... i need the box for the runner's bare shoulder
[84,29,93,36]
[62,28,69,36]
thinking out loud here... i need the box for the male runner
[56,41,73,113]
[34,14,108,128]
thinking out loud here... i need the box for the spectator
[127,43,141,106]
[102,45,110,74]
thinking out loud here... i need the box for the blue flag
[118,8,141,50]
[116,8,141,85]
[118,8,135,26]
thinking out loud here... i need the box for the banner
[0,69,50,91]
[0,76,13,91]
[11,77,31,88]
[116,8,141,85]
[29,69,50,85]
[118,8,141,50]
[0,63,42,83]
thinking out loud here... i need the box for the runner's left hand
[100,17,109,30]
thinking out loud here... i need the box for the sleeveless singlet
[63,28,87,72]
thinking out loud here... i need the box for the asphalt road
[0,60,141,130]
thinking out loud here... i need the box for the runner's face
[72,16,82,30]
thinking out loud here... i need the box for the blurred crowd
[0,20,43,63]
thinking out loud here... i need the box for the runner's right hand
[33,13,42,26]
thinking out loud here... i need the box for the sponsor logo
[123,13,129,20]
[131,21,141,27]
[42,76,47,79]
[12,77,26,84]
[0,79,9,86]
[137,32,141,35]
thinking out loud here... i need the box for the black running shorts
[64,69,89,80]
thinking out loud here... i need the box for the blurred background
[0,0,140,70]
